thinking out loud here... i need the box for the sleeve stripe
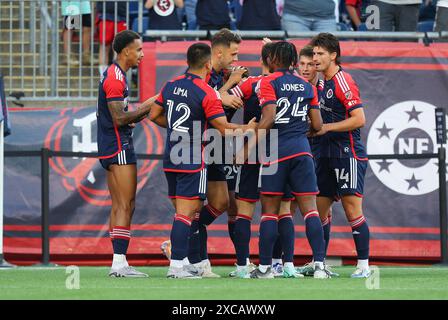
[207,112,226,121]
[261,100,276,108]
[155,100,163,106]
[106,97,124,102]
[335,72,350,93]
[235,85,244,98]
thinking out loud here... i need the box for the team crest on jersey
[367,100,447,195]
[345,90,353,100]
[44,107,162,206]
[154,0,175,17]
[326,89,333,99]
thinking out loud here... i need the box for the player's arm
[148,91,167,128]
[209,116,257,136]
[219,67,247,109]
[308,85,323,132]
[317,108,365,135]
[346,1,361,29]
[108,101,153,127]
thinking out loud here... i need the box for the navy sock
[112,226,130,255]
[304,210,325,262]
[228,215,237,250]
[278,214,294,263]
[234,214,252,266]
[350,215,370,260]
[258,214,278,266]
[321,215,331,256]
[198,205,222,261]
[272,236,282,260]
[188,213,201,264]
[170,214,192,261]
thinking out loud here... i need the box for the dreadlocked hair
[269,41,298,69]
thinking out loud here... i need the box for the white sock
[170,259,184,268]
[272,258,283,266]
[314,261,324,270]
[201,259,210,266]
[357,259,369,269]
[112,254,128,269]
[237,265,246,271]
[259,264,269,273]
[182,257,190,266]
[284,262,294,269]
[246,258,251,266]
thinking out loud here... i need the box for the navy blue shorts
[208,163,238,191]
[235,164,261,202]
[99,145,137,170]
[316,157,367,199]
[165,168,207,200]
[260,156,319,197]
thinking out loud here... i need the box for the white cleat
[272,263,284,278]
[351,267,371,278]
[167,265,201,279]
[108,266,148,278]
[249,267,274,279]
[229,262,256,277]
[313,264,331,279]
[198,260,221,278]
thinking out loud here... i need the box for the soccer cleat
[313,264,331,279]
[108,266,149,278]
[160,240,172,260]
[272,263,284,278]
[235,266,251,279]
[167,265,201,279]
[324,264,340,277]
[296,262,315,277]
[283,264,304,278]
[229,262,256,277]
[198,260,221,278]
[249,267,274,279]
[351,267,371,278]
[184,264,201,276]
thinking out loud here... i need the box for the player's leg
[317,196,333,257]
[231,164,260,278]
[166,169,206,279]
[276,198,299,278]
[107,162,147,277]
[289,156,328,279]
[336,158,370,278]
[250,162,287,279]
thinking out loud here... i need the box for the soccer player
[186,29,247,277]
[221,42,299,278]
[97,30,158,278]
[250,41,329,279]
[310,33,371,278]
[149,43,257,278]
[295,45,339,278]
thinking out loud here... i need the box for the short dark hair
[211,28,242,48]
[112,30,141,54]
[269,41,298,69]
[187,43,211,69]
[261,42,274,67]
[299,45,314,59]
[309,33,341,65]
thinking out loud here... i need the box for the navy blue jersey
[230,75,263,123]
[318,68,367,160]
[206,68,236,121]
[156,73,225,172]
[308,79,325,158]
[97,62,132,159]
[258,69,319,163]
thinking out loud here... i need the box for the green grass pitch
[1,266,447,300]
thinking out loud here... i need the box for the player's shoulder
[317,79,325,91]
[106,64,125,82]
[193,78,220,99]
[334,69,358,91]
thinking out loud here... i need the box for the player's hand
[262,37,272,45]
[222,94,244,109]
[227,66,249,85]
[246,117,258,131]
[314,123,329,136]
[128,123,136,128]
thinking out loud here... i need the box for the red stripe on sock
[261,214,278,221]
[175,213,193,226]
[206,204,222,218]
[303,210,319,221]
[236,213,253,221]
[279,213,292,220]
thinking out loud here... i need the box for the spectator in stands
[281,0,337,32]
[435,0,448,41]
[238,0,282,30]
[145,0,184,30]
[97,1,127,75]
[184,0,198,30]
[61,1,94,65]
[371,0,422,31]
[419,0,436,21]
[196,0,231,30]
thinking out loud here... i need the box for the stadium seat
[417,20,435,32]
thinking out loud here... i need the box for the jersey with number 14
[155,72,225,172]
[258,69,319,163]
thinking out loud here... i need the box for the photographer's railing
[3,149,448,266]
